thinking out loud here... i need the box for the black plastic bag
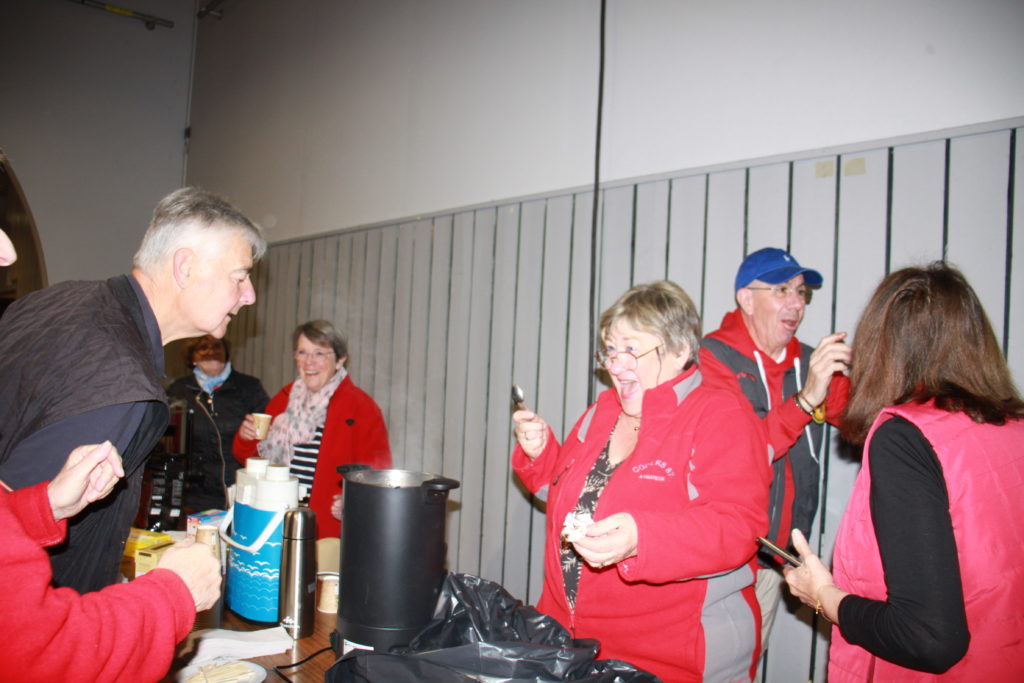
[326,573,661,682]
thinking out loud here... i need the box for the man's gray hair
[133,187,266,273]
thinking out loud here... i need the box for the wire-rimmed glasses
[746,283,813,304]
[593,345,662,371]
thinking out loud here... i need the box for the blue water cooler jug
[222,458,300,622]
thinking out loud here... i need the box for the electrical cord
[270,645,335,682]
[586,0,607,402]
[191,391,231,509]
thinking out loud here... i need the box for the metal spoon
[511,383,526,411]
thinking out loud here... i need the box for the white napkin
[189,626,293,665]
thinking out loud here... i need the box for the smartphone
[757,536,802,568]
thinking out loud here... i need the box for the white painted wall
[0,0,196,283]
[187,0,1024,245]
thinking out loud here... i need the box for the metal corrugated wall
[226,120,1022,681]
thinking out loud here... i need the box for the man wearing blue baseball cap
[700,247,851,651]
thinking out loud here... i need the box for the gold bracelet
[811,403,826,425]
[815,587,834,623]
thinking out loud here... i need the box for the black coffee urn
[336,469,459,654]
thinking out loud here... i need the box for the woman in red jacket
[235,319,391,539]
[512,281,770,683]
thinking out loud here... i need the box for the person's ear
[672,344,691,372]
[736,287,755,315]
[336,355,347,371]
[172,248,195,289]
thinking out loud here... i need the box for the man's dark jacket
[0,275,168,591]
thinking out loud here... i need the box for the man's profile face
[180,227,256,338]
[741,273,806,357]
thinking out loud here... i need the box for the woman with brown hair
[784,262,1024,681]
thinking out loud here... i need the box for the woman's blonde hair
[599,280,701,368]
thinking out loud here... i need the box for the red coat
[0,483,195,682]
[830,402,1024,681]
[234,375,391,539]
[513,368,770,683]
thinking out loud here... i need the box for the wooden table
[161,603,340,682]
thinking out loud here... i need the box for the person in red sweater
[0,441,222,683]
[0,226,222,683]
[513,281,769,682]
[235,319,391,539]
[699,247,850,649]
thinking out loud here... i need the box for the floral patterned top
[561,440,623,608]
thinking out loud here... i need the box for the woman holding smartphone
[784,263,1024,681]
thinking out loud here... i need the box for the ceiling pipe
[65,0,173,30]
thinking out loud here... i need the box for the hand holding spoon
[511,383,526,411]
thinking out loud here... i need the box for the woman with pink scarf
[234,320,391,539]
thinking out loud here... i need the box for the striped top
[290,425,324,501]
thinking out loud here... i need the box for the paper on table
[189,626,293,666]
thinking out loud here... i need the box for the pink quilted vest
[829,401,1024,681]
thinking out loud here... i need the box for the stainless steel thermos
[278,507,317,639]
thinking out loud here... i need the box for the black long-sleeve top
[836,416,970,673]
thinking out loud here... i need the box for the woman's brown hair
[841,262,1024,444]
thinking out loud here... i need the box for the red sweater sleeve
[0,486,196,683]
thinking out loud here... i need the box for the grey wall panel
[529,194,576,603]
[504,199,546,599]
[598,185,634,314]
[295,240,315,327]
[346,231,368,388]
[423,216,454,478]
[564,192,596,429]
[666,175,708,310]
[891,141,945,269]
[746,162,790,252]
[356,230,381,396]
[387,222,415,467]
[481,205,521,586]
[440,211,475,570]
[947,130,1011,345]
[233,123,1019,683]
[456,208,498,575]
[703,169,746,324]
[372,226,399,423]
[633,180,670,282]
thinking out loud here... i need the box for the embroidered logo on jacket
[631,459,676,481]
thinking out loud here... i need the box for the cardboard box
[187,509,227,538]
[124,527,172,557]
[135,540,176,577]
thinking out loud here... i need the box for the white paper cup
[252,413,272,440]
[317,572,340,613]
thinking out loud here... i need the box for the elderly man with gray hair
[0,187,265,593]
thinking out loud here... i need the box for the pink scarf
[258,367,346,465]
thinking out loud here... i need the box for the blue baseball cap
[735,247,823,291]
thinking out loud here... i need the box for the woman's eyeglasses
[593,345,662,371]
[294,350,335,362]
